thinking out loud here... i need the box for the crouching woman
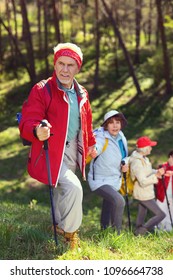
[87,110,128,234]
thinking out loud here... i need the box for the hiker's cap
[136,136,157,148]
[53,42,83,69]
[101,110,127,128]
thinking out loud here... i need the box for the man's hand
[35,120,52,141]
[87,145,97,159]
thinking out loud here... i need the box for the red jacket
[155,162,173,202]
[19,72,96,186]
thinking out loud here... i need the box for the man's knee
[71,181,83,198]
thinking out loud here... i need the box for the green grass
[0,192,173,260]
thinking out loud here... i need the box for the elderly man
[19,43,97,249]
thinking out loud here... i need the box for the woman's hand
[156,167,165,178]
[165,170,173,177]
[121,163,129,173]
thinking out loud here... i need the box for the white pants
[53,138,83,233]
[157,178,173,232]
[157,198,173,231]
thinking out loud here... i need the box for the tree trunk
[81,2,87,43]
[10,0,18,73]
[5,0,14,62]
[36,0,42,56]
[134,0,142,64]
[93,0,100,94]
[101,0,143,95]
[59,0,64,41]
[0,17,31,77]
[51,0,61,43]
[113,0,120,77]
[0,18,2,74]
[11,0,18,39]
[20,0,36,84]
[43,0,49,76]
[156,0,172,95]
[147,0,153,45]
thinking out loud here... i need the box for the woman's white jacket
[87,127,128,191]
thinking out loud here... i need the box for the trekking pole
[159,165,173,228]
[41,120,58,246]
[122,160,131,230]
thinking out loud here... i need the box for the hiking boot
[134,226,148,236]
[52,225,65,235]
[52,226,80,250]
[64,231,80,250]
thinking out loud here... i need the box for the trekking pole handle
[121,160,127,179]
[40,119,49,150]
[158,164,165,179]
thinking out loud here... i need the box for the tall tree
[156,0,172,95]
[10,0,18,72]
[0,17,2,74]
[81,0,87,43]
[5,0,14,61]
[134,0,142,64]
[0,17,31,77]
[52,0,61,43]
[36,0,42,55]
[93,0,100,94]
[11,0,18,39]
[101,0,143,95]
[20,0,36,84]
[147,0,154,45]
[43,0,49,76]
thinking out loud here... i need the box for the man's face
[54,56,79,89]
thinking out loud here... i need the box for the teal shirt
[61,83,80,142]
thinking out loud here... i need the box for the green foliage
[164,15,173,29]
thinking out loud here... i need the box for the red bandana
[54,48,82,68]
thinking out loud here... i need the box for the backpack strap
[38,79,52,114]
[39,79,51,97]
[102,138,108,152]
